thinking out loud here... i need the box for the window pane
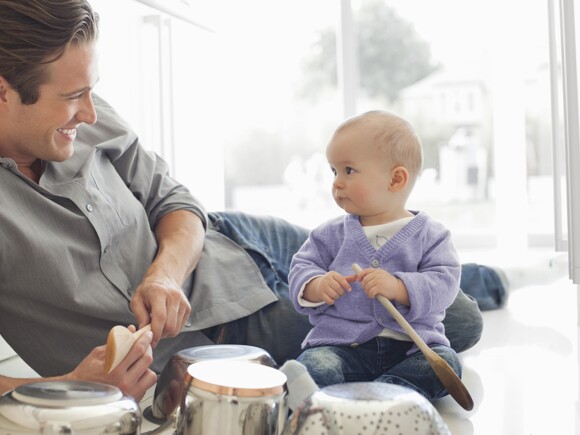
[215,1,342,226]
[213,1,554,250]
[351,0,553,248]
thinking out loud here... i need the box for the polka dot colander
[282,382,450,435]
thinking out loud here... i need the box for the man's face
[0,43,99,164]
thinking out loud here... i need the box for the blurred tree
[299,0,439,103]
[224,1,442,207]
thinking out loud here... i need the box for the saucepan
[177,360,288,435]
[0,380,141,434]
[148,344,277,424]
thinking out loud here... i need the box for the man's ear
[389,166,409,192]
[0,76,11,104]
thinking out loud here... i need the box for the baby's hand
[304,272,353,305]
[355,267,409,305]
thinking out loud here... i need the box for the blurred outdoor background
[93,0,557,251]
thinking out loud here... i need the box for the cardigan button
[371,259,380,268]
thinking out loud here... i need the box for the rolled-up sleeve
[89,94,208,229]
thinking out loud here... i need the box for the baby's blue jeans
[297,339,461,400]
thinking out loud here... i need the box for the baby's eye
[345,167,355,175]
[330,167,337,176]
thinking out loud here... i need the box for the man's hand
[68,329,157,402]
[130,276,191,348]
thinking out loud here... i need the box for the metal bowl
[0,380,141,434]
[150,344,277,422]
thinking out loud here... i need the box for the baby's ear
[389,166,409,192]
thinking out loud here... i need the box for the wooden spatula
[104,324,152,373]
[352,263,474,410]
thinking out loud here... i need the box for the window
[216,0,553,250]
[94,0,555,251]
[212,1,342,226]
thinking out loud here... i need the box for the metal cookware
[177,360,287,435]
[0,380,141,434]
[282,382,450,435]
[150,344,277,422]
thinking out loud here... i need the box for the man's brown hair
[0,0,98,104]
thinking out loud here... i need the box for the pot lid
[187,360,286,397]
[177,344,269,360]
[11,381,123,407]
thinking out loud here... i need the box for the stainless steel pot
[150,344,276,422]
[177,360,287,435]
[0,381,141,434]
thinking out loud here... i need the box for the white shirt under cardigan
[288,212,461,350]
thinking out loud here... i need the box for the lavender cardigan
[288,212,460,349]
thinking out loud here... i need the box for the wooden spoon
[352,263,474,411]
[104,324,152,373]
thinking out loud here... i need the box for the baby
[288,110,462,401]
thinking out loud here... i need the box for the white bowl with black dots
[282,382,450,435]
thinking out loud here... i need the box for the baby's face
[326,123,394,223]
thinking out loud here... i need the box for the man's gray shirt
[0,95,276,376]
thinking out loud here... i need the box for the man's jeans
[297,338,461,401]
[460,262,508,311]
[207,211,502,364]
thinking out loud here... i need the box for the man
[0,0,495,401]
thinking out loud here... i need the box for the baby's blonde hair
[338,110,424,184]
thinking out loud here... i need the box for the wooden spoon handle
[133,323,152,339]
[375,294,431,354]
[352,263,474,411]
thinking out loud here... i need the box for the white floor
[435,250,579,435]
